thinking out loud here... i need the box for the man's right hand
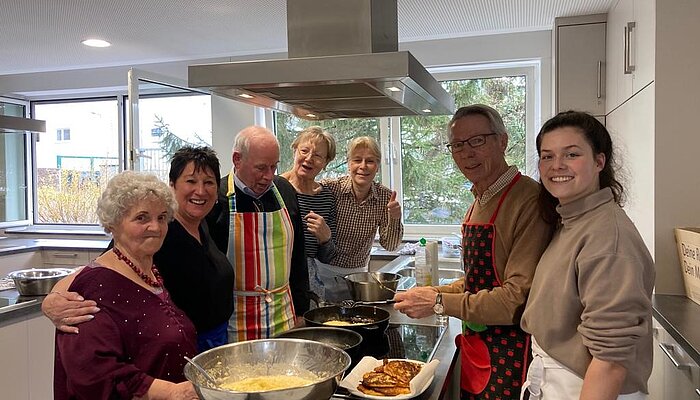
[42,291,100,334]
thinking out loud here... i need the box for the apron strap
[489,172,521,224]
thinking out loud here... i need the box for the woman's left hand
[305,211,331,243]
[387,191,401,219]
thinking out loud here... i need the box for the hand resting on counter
[41,269,100,334]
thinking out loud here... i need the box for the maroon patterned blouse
[54,262,197,399]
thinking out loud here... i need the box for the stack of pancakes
[357,359,422,396]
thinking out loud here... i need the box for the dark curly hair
[536,111,624,224]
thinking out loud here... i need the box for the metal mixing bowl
[7,268,73,296]
[184,338,351,400]
[342,272,400,302]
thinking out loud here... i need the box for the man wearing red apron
[206,126,309,341]
[394,105,551,399]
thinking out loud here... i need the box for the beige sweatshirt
[521,188,655,394]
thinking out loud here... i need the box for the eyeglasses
[446,133,498,153]
[297,147,327,163]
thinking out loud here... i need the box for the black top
[206,175,310,316]
[154,219,234,332]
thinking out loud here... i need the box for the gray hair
[96,171,177,233]
[232,126,278,158]
[448,104,508,141]
[347,136,381,160]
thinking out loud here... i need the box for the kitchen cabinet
[554,14,607,117]
[0,250,41,276]
[606,0,655,112]
[0,313,54,400]
[42,249,97,267]
[652,321,700,399]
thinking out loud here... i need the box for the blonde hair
[347,136,381,160]
[291,126,337,163]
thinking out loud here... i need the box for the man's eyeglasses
[446,133,498,153]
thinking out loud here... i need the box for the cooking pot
[276,327,363,367]
[303,305,390,358]
[8,268,73,296]
[341,272,400,302]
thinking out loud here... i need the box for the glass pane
[274,113,381,180]
[400,76,527,225]
[0,101,28,223]
[136,93,211,181]
[34,99,120,224]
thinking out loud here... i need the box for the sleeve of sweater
[576,248,653,370]
[442,188,552,325]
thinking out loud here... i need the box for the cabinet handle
[624,22,636,74]
[597,61,602,99]
[696,388,700,397]
[659,342,693,369]
[53,253,79,258]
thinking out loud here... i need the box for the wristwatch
[433,292,444,314]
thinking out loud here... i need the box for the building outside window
[56,128,71,141]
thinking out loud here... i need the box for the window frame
[0,96,33,228]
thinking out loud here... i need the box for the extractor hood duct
[188,0,455,120]
[0,115,46,133]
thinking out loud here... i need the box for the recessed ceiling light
[422,109,432,113]
[81,39,111,48]
[237,93,254,99]
[305,113,317,118]
[387,86,401,92]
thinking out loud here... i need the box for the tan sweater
[521,188,655,394]
[440,174,552,325]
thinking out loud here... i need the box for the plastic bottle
[426,240,439,286]
[415,238,431,286]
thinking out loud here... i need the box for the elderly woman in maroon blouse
[53,171,198,400]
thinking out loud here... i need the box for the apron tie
[233,283,291,303]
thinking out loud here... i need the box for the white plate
[339,357,439,399]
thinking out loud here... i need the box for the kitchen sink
[395,267,464,290]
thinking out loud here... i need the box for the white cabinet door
[632,0,655,91]
[0,320,30,400]
[606,0,655,112]
[606,0,634,112]
[648,321,666,400]
[656,325,700,399]
[0,251,42,276]
[28,315,55,400]
[557,22,606,115]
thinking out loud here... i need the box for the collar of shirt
[471,166,519,205]
[233,174,271,199]
[339,176,379,204]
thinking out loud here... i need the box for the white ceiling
[0,0,616,76]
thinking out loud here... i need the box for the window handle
[597,61,603,99]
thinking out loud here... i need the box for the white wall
[653,0,700,294]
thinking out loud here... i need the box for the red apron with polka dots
[458,173,530,400]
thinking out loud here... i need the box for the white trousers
[521,337,647,400]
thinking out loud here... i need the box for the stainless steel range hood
[0,115,46,133]
[188,0,454,120]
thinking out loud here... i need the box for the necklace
[112,247,163,288]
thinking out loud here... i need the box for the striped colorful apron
[226,174,296,342]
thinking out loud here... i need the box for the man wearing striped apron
[394,105,552,399]
[207,126,309,342]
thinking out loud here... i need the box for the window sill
[4,225,110,240]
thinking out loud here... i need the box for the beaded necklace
[112,247,163,288]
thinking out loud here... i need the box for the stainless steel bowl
[7,268,73,296]
[184,338,351,400]
[342,272,400,302]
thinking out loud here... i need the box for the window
[270,61,538,237]
[33,99,120,224]
[0,98,30,226]
[274,114,383,180]
[56,128,71,141]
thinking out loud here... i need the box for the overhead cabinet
[606,0,655,112]
[554,14,607,117]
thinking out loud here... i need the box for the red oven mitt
[455,333,491,394]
